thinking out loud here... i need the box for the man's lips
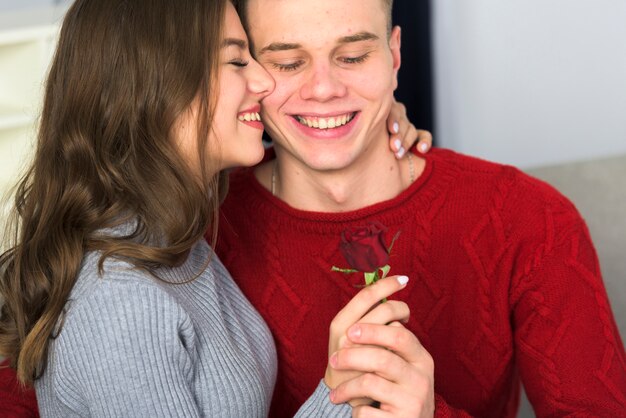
[292,112,357,130]
[289,111,360,139]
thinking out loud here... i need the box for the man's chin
[297,154,356,173]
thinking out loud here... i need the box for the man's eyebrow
[221,38,248,49]
[256,32,379,55]
[337,32,379,44]
[258,42,302,55]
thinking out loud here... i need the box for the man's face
[247,0,401,172]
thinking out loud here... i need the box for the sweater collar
[226,148,459,233]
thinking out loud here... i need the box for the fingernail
[348,325,362,340]
[329,352,338,368]
[396,146,405,158]
[397,275,409,286]
[419,142,429,153]
[393,138,402,151]
[392,121,399,134]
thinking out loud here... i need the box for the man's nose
[299,64,347,102]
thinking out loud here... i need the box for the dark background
[392,0,435,139]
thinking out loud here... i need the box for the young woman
[0,0,421,416]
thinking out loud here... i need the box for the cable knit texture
[6,231,348,417]
[2,148,625,417]
[215,148,626,417]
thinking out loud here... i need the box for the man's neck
[258,142,424,213]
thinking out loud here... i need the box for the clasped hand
[325,275,435,417]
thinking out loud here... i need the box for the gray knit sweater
[35,237,350,417]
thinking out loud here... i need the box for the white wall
[434,0,626,169]
[0,0,65,12]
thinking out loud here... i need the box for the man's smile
[293,112,357,130]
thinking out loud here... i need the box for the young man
[217,0,626,416]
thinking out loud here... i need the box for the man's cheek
[265,81,299,106]
[353,73,394,98]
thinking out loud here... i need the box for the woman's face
[175,2,275,176]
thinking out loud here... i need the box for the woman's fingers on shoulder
[386,98,434,158]
[387,100,407,135]
[389,126,433,159]
[415,129,433,154]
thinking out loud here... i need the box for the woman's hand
[387,99,432,159]
[324,275,411,406]
[329,321,435,417]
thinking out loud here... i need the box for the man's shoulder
[431,149,592,275]
[431,147,536,186]
[432,148,582,222]
[431,147,504,173]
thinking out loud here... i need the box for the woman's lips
[238,109,264,130]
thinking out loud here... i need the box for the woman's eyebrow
[221,38,248,49]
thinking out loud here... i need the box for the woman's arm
[39,281,200,417]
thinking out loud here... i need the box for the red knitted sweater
[1,148,625,417]
[217,148,626,417]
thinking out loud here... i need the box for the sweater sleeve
[293,380,351,417]
[510,215,626,416]
[42,280,201,417]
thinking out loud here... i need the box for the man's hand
[330,321,435,417]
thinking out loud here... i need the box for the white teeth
[296,113,355,130]
[238,112,261,122]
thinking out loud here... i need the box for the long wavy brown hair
[0,0,228,385]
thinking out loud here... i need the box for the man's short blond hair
[234,0,394,38]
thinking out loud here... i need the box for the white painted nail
[397,275,409,286]
[393,138,402,151]
[396,146,406,158]
[419,142,428,153]
[392,121,400,134]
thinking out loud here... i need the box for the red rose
[339,221,390,272]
